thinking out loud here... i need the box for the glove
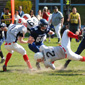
[78,35,83,40]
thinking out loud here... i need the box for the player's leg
[75,38,85,54]
[28,42,40,53]
[54,24,61,43]
[12,43,32,69]
[3,45,13,71]
[0,38,5,63]
[66,49,85,62]
[28,43,42,69]
[63,38,85,69]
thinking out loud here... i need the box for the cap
[54,6,58,9]
[44,6,48,10]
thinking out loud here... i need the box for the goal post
[11,0,15,24]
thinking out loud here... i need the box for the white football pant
[5,43,26,55]
[54,23,61,39]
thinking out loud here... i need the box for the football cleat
[3,65,7,71]
[36,62,41,69]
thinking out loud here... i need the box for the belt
[59,45,67,58]
[5,42,15,45]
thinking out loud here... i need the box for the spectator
[67,7,81,36]
[1,8,6,18]
[50,6,64,43]
[36,10,42,20]
[29,10,35,18]
[14,10,20,20]
[1,8,11,39]
[42,6,50,21]
[1,8,11,27]
[18,6,24,17]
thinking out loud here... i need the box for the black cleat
[36,62,41,69]
[63,60,71,69]
[3,65,7,71]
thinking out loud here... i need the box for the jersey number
[46,51,55,58]
[36,35,44,42]
[27,20,34,26]
[9,25,16,31]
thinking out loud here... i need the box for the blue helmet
[39,19,48,27]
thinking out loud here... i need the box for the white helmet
[34,52,43,61]
[22,14,31,20]
[32,16,39,26]
[16,17,27,25]
[27,19,34,29]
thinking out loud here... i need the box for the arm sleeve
[67,31,78,39]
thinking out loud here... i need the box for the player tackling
[34,24,84,70]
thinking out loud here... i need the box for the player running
[34,24,84,70]
[3,23,32,71]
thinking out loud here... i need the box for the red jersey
[42,12,50,21]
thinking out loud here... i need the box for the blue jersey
[30,26,50,45]
[28,26,50,53]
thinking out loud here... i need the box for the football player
[34,24,84,70]
[28,19,55,69]
[3,23,32,71]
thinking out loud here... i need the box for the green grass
[0,38,85,85]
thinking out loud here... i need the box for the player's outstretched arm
[67,31,83,40]
[28,36,35,44]
[18,37,28,44]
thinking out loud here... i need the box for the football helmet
[34,52,43,62]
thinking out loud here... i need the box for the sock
[0,51,4,58]
[5,53,12,66]
[67,31,78,40]
[81,56,85,62]
[23,54,32,69]
[52,61,54,64]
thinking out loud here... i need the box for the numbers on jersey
[36,35,44,42]
[46,51,55,58]
[18,19,22,23]
[9,24,16,31]
[27,20,34,26]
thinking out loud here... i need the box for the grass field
[0,38,85,85]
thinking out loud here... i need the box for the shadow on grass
[37,69,85,76]
[8,65,26,67]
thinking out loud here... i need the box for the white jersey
[31,16,39,26]
[40,45,65,69]
[61,29,71,50]
[27,18,35,29]
[5,24,27,43]
[42,46,65,62]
